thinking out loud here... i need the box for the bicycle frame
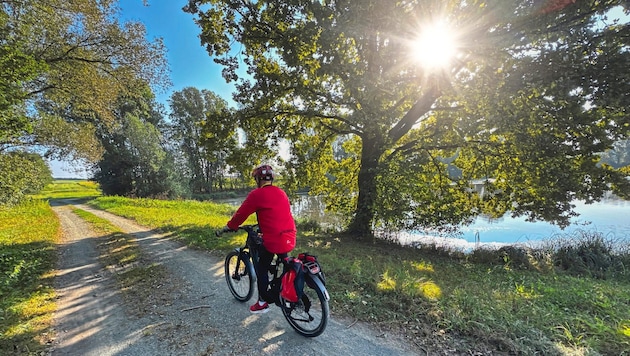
[235,245,257,284]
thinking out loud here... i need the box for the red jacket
[227,185,296,254]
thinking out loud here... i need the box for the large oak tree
[185,0,630,238]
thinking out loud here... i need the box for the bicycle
[216,224,330,337]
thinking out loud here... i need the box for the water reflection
[460,197,630,244]
[217,193,343,230]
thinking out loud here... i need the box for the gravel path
[48,200,421,356]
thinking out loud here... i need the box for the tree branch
[388,84,441,143]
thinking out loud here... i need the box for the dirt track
[48,200,422,355]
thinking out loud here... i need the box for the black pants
[254,246,287,303]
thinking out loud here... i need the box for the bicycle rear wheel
[281,281,329,337]
[224,251,254,301]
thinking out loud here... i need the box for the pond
[220,194,630,250]
[397,196,630,251]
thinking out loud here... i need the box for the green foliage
[1,0,169,163]
[0,199,59,353]
[185,0,630,237]
[0,10,45,146]
[94,92,185,198]
[0,151,52,206]
[377,145,478,232]
[167,87,238,193]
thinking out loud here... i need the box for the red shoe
[249,301,269,314]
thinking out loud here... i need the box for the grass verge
[0,180,100,353]
[31,180,101,201]
[0,199,60,354]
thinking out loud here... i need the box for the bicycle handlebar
[215,226,231,237]
[215,224,258,237]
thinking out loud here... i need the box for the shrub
[0,151,52,206]
[550,231,628,280]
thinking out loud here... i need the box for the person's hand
[215,225,232,237]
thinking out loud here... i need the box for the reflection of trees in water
[476,194,629,225]
[291,194,343,229]
[219,194,343,229]
[599,140,630,169]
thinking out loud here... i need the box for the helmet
[251,164,274,182]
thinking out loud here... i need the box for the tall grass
[0,199,60,353]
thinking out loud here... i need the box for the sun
[411,21,459,70]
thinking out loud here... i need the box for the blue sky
[119,0,236,106]
[50,0,235,178]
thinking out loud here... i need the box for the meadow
[1,180,629,355]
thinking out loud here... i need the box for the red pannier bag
[280,257,305,303]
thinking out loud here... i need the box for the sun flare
[411,21,458,70]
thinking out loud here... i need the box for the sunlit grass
[88,196,252,250]
[415,280,441,300]
[32,179,101,200]
[0,199,59,353]
[377,271,396,291]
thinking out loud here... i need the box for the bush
[431,231,628,280]
[0,151,52,206]
[551,232,627,279]
[296,218,321,233]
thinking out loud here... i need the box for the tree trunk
[346,133,384,239]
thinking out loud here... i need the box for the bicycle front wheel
[281,279,329,337]
[224,251,255,301]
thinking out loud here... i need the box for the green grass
[88,196,250,250]
[0,199,59,354]
[0,180,101,353]
[88,195,630,355]
[31,179,101,200]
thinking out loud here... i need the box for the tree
[94,88,184,198]
[0,10,44,149]
[168,87,238,193]
[1,0,169,163]
[0,151,52,206]
[185,0,630,238]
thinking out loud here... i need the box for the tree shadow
[0,240,57,354]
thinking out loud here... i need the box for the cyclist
[221,164,296,313]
